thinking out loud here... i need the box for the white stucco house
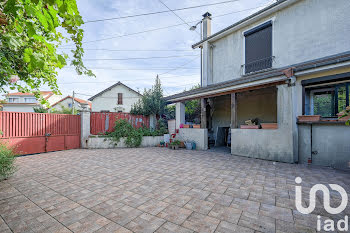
[51,96,91,112]
[165,0,350,170]
[2,91,62,112]
[88,82,142,113]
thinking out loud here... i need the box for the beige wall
[237,87,277,126]
[91,85,141,113]
[2,104,37,112]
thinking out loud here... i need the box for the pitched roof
[7,91,53,96]
[88,81,142,101]
[52,96,91,108]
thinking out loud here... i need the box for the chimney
[202,12,212,40]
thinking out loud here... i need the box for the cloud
[54,0,274,100]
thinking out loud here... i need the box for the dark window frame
[117,93,123,105]
[303,82,350,117]
[244,21,273,74]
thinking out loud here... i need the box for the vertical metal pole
[72,91,75,115]
[200,22,203,87]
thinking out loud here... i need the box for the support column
[201,98,207,129]
[80,110,90,149]
[175,102,185,129]
[231,93,237,129]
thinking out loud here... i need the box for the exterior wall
[91,85,141,113]
[210,0,350,84]
[45,94,62,106]
[87,136,163,149]
[237,87,277,126]
[298,124,350,170]
[52,98,84,111]
[178,128,208,150]
[2,105,37,112]
[231,84,295,163]
[211,95,231,141]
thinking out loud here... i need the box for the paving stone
[125,213,166,233]
[106,205,143,226]
[215,221,254,233]
[155,222,193,233]
[260,203,294,223]
[231,198,260,214]
[206,193,233,206]
[0,148,348,233]
[208,204,242,224]
[185,188,211,200]
[137,199,169,215]
[184,198,215,215]
[157,204,193,225]
[182,212,220,233]
[238,211,276,233]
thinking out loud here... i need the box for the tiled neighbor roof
[7,91,53,96]
[164,51,350,102]
[52,96,92,108]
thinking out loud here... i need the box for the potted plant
[338,106,350,124]
[170,140,181,150]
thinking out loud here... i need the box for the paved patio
[0,148,349,233]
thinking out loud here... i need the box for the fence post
[80,110,91,148]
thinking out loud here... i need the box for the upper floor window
[8,98,19,103]
[244,21,273,74]
[24,97,37,103]
[117,93,123,105]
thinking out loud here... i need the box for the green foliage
[130,76,165,116]
[164,105,175,120]
[0,143,16,181]
[0,0,94,100]
[107,119,166,148]
[339,106,350,126]
[170,140,181,146]
[33,106,48,113]
[185,84,201,123]
[50,105,78,114]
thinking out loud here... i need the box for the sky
[53,0,274,100]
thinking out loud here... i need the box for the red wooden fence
[0,112,81,155]
[90,112,150,135]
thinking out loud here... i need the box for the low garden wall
[87,135,164,149]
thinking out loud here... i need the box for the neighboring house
[89,82,142,113]
[51,96,91,112]
[2,91,62,112]
[165,0,350,169]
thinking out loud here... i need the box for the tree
[184,84,201,123]
[0,0,93,103]
[33,106,47,113]
[130,76,165,116]
[50,105,78,115]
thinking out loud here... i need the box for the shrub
[0,143,16,181]
[107,119,167,147]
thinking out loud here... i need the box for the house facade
[165,0,350,170]
[2,91,62,112]
[51,96,91,112]
[89,82,142,113]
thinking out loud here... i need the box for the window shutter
[118,93,123,105]
[244,21,272,73]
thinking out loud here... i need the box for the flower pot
[260,123,278,129]
[185,142,192,150]
[180,141,185,148]
[240,125,260,129]
[183,124,190,128]
[298,115,321,122]
[193,124,200,128]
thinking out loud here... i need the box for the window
[24,97,37,103]
[117,93,123,105]
[68,103,72,108]
[8,98,19,103]
[305,83,349,117]
[244,21,273,74]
